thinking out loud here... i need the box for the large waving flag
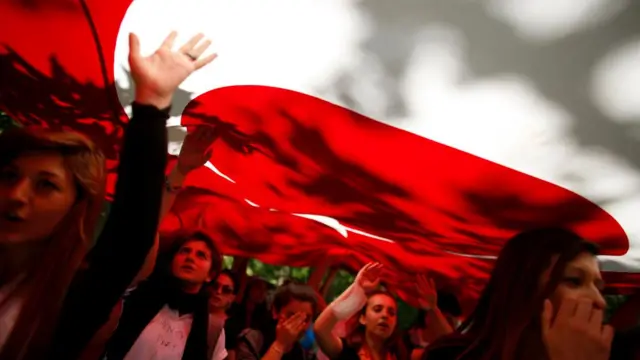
[2,0,639,311]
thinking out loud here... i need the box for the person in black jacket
[0,30,216,359]
[103,230,227,360]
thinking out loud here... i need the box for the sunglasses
[212,282,234,295]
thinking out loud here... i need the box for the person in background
[103,230,226,360]
[227,277,272,352]
[235,282,321,360]
[423,228,613,360]
[210,270,239,318]
[407,290,460,360]
[209,270,240,360]
[314,263,408,360]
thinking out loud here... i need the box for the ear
[272,307,280,320]
[359,313,366,326]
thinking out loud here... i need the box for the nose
[183,252,196,263]
[591,288,606,310]
[7,178,31,206]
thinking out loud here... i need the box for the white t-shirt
[123,305,227,360]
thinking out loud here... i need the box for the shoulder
[238,328,264,347]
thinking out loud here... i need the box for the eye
[37,179,60,192]
[563,276,582,287]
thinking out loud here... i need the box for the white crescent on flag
[113,0,640,275]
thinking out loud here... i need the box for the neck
[180,282,202,294]
[0,242,45,287]
[210,307,227,317]
[365,332,386,357]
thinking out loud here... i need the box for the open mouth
[377,323,390,330]
[3,213,24,223]
[181,264,195,271]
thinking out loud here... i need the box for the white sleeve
[211,328,228,360]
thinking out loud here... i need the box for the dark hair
[428,227,599,360]
[345,290,408,360]
[156,230,222,280]
[272,282,321,317]
[214,270,239,295]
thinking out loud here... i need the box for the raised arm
[50,31,217,359]
[415,274,454,338]
[314,263,382,359]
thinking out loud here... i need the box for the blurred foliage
[0,111,20,132]
[605,294,628,322]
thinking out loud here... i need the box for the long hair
[427,227,600,360]
[344,290,408,360]
[0,127,105,359]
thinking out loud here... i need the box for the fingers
[555,297,577,325]
[284,312,307,331]
[541,299,553,336]
[190,39,213,59]
[601,324,614,345]
[589,306,603,327]
[128,33,141,61]
[195,53,218,70]
[179,33,206,54]
[161,31,178,50]
[574,298,592,322]
[365,262,383,274]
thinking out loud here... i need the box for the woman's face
[171,239,214,286]
[359,294,397,340]
[548,252,606,312]
[0,153,77,245]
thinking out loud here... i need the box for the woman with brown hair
[0,31,216,359]
[314,263,408,360]
[423,227,614,360]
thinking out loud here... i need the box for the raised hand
[177,126,219,175]
[416,274,438,311]
[275,312,308,349]
[129,31,217,108]
[542,298,613,360]
[356,262,383,293]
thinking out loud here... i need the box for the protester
[235,282,321,360]
[314,263,408,360]
[423,228,612,360]
[102,230,226,360]
[0,29,217,359]
[77,124,221,360]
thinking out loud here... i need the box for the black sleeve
[49,103,169,359]
[335,339,359,360]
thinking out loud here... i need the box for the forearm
[260,342,286,360]
[424,307,454,339]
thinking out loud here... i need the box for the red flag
[2,0,638,311]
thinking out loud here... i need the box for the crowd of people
[0,31,638,360]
